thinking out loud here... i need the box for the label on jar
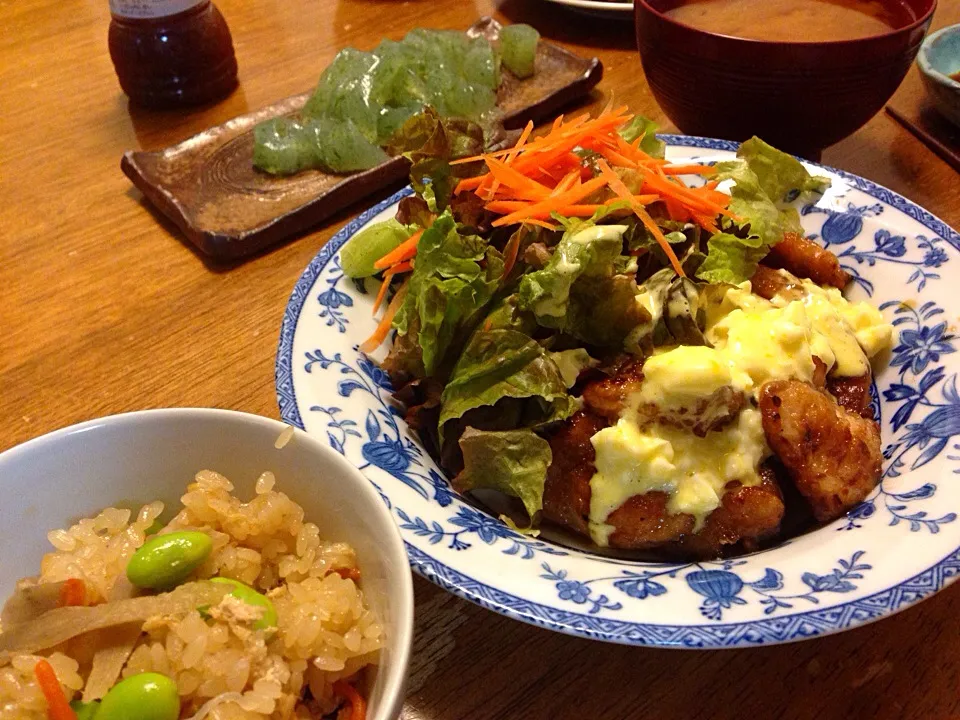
[109,0,204,18]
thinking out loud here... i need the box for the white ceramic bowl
[0,408,413,720]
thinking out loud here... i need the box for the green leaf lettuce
[617,115,666,159]
[518,223,626,322]
[695,137,829,285]
[454,428,552,520]
[393,210,503,374]
[438,327,576,437]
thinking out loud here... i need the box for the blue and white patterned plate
[276,136,960,647]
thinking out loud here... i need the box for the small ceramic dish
[918,23,960,127]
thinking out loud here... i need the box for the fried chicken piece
[581,359,745,436]
[828,371,874,419]
[605,492,696,547]
[604,467,784,554]
[759,379,881,522]
[749,264,804,301]
[543,412,785,555]
[763,232,851,289]
[812,356,827,389]
[676,467,785,556]
[580,360,645,420]
[543,410,606,536]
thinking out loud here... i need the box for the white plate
[277,135,960,647]
[543,0,632,18]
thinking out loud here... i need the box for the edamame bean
[210,577,278,630]
[97,673,179,720]
[69,699,99,720]
[126,531,212,590]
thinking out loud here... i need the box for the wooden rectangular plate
[121,18,603,260]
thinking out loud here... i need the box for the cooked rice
[274,427,295,450]
[0,471,382,719]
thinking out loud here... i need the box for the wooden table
[3,0,959,717]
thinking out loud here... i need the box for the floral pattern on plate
[276,136,960,647]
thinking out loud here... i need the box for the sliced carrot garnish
[597,159,685,277]
[371,260,414,316]
[333,680,367,720]
[491,175,607,227]
[483,156,552,200]
[454,175,485,194]
[450,107,732,248]
[58,578,85,608]
[522,218,559,231]
[373,229,423,271]
[34,660,77,720]
[661,163,716,176]
[551,170,580,195]
[360,279,410,354]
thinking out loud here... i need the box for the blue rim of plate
[276,134,960,647]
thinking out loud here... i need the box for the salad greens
[617,115,666,159]
[518,224,626,324]
[456,428,552,520]
[438,326,578,441]
[253,25,540,175]
[392,211,504,375]
[341,110,829,522]
[696,137,829,284]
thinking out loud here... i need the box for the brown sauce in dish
[662,0,915,42]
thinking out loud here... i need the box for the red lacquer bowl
[635,0,937,159]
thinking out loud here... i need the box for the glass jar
[108,0,238,109]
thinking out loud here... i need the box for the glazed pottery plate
[276,135,960,647]
[121,18,602,261]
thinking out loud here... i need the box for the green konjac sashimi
[253,26,540,175]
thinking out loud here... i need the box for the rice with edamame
[0,470,382,719]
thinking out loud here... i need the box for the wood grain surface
[2,0,959,717]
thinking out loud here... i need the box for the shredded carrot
[360,279,409,354]
[449,107,732,257]
[502,228,523,278]
[597,160,685,277]
[373,229,422,271]
[58,579,85,608]
[661,163,716,176]
[34,660,77,720]
[691,211,721,235]
[551,170,580,195]
[663,196,689,223]
[640,171,736,221]
[371,260,414,315]
[483,156,552,200]
[454,175,485,194]
[486,121,535,198]
[491,175,607,227]
[333,680,367,720]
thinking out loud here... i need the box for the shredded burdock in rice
[0,471,382,720]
